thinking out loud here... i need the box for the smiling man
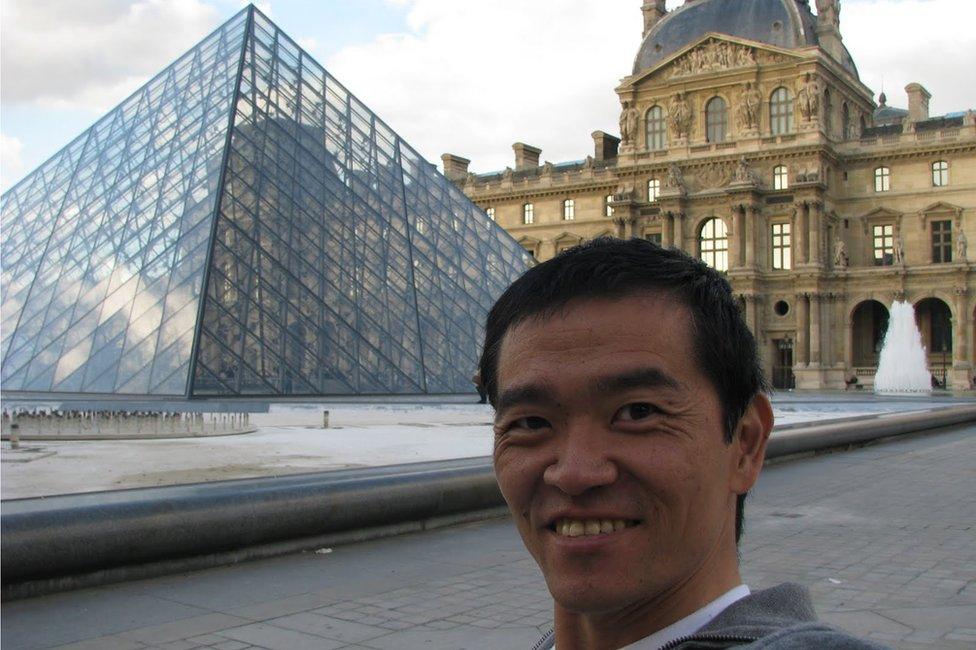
[479,238,883,649]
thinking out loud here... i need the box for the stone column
[809,201,823,265]
[730,204,744,268]
[809,293,822,367]
[793,204,807,265]
[745,205,759,268]
[795,293,810,366]
[662,213,674,248]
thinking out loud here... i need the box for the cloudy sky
[2,0,974,191]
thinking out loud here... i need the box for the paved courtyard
[3,422,975,650]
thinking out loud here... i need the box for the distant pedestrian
[472,370,487,404]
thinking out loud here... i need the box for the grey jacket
[532,583,888,649]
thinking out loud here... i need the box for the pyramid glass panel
[1,6,531,397]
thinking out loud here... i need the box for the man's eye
[614,402,658,422]
[511,416,551,431]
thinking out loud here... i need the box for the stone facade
[446,0,976,390]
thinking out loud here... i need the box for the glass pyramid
[1,6,530,397]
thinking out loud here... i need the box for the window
[605,194,614,217]
[706,97,728,143]
[872,224,894,265]
[645,106,667,150]
[523,203,534,224]
[486,207,495,221]
[842,103,851,140]
[773,165,789,190]
[645,232,663,246]
[771,223,792,270]
[647,178,661,202]
[769,87,794,135]
[932,220,952,263]
[699,218,729,271]
[563,199,575,221]
[874,166,891,192]
[932,160,949,187]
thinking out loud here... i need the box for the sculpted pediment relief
[668,38,759,79]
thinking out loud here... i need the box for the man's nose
[542,429,618,496]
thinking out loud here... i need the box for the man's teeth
[554,519,632,537]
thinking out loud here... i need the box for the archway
[916,297,953,386]
[851,300,889,367]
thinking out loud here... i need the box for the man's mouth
[549,518,640,537]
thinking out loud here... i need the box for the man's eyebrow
[595,367,683,394]
[495,384,556,413]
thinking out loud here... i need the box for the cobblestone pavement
[3,423,975,650]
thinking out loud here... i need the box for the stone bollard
[10,423,20,449]
[323,410,330,428]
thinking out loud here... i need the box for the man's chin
[547,579,643,615]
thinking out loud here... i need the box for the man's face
[492,294,743,614]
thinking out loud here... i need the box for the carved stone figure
[665,163,685,190]
[502,167,513,181]
[816,0,840,28]
[667,92,693,139]
[700,162,732,189]
[731,156,756,185]
[619,101,640,145]
[583,155,594,169]
[739,82,762,130]
[956,226,968,259]
[670,39,755,78]
[541,161,554,176]
[833,237,849,268]
[893,236,905,264]
[796,73,821,121]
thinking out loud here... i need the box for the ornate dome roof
[634,0,857,77]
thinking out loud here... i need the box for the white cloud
[326,0,642,173]
[0,133,26,192]
[0,0,222,112]
[329,0,975,173]
[842,0,976,115]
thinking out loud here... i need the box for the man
[479,239,884,649]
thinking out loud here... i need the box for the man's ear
[729,393,773,495]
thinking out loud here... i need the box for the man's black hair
[479,237,770,543]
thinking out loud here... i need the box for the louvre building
[451,0,976,390]
[0,6,531,398]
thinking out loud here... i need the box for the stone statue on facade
[796,73,821,121]
[893,236,905,265]
[731,156,757,185]
[502,167,513,181]
[956,226,968,260]
[665,163,686,191]
[833,236,849,268]
[667,92,693,139]
[816,0,840,28]
[739,81,762,131]
[619,101,639,145]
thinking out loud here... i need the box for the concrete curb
[3,404,975,599]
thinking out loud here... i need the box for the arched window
[645,106,667,150]
[859,115,867,137]
[773,165,789,190]
[932,160,949,187]
[706,97,728,143]
[605,194,614,217]
[842,103,851,140]
[523,203,535,224]
[648,178,661,202]
[563,199,575,221]
[699,218,729,271]
[769,87,794,135]
[874,167,891,192]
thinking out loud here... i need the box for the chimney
[441,153,470,182]
[513,143,542,171]
[591,131,620,162]
[905,83,931,122]
[642,1,667,38]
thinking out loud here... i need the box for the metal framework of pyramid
[0,6,531,397]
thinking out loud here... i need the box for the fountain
[874,301,931,394]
